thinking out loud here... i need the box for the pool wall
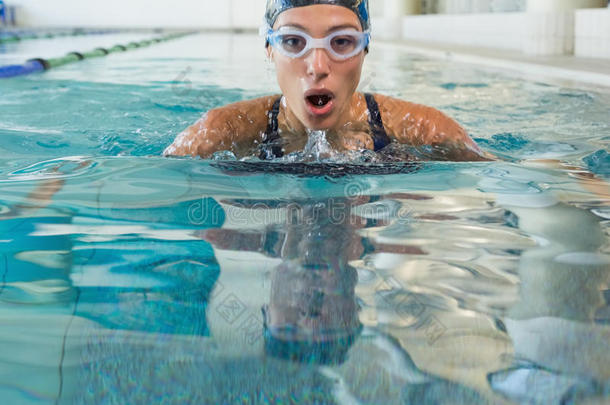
[392,7,610,59]
[2,0,266,30]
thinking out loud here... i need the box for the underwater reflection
[0,193,225,403]
[204,192,497,403]
[262,262,361,365]
[3,160,608,404]
[204,195,369,365]
[0,203,77,404]
[260,196,364,365]
[489,198,610,405]
[0,208,75,304]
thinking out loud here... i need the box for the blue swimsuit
[259,93,391,160]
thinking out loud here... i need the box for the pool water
[0,32,609,404]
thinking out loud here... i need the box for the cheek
[349,59,364,85]
[337,59,364,94]
[274,59,301,92]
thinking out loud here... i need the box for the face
[268,5,366,131]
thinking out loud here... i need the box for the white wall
[400,6,610,59]
[521,0,606,56]
[575,8,610,59]
[9,0,266,29]
[8,0,382,30]
[526,0,606,12]
[522,11,575,56]
[400,12,526,51]
[434,0,526,13]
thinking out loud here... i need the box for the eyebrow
[280,23,362,34]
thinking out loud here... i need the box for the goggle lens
[269,29,369,60]
[280,34,307,54]
[330,35,359,55]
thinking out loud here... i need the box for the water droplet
[302,130,335,161]
[212,150,237,161]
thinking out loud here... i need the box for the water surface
[0,33,609,404]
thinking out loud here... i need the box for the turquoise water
[0,33,609,404]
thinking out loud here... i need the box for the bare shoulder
[373,94,490,161]
[373,94,458,140]
[212,95,279,120]
[163,95,280,158]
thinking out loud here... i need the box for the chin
[300,114,339,132]
[305,123,331,131]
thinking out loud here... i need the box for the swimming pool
[0,32,609,404]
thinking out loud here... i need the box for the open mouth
[304,90,335,117]
[306,94,333,108]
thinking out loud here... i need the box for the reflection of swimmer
[0,177,75,304]
[0,177,78,404]
[164,0,488,161]
[202,195,370,364]
[203,193,431,368]
[264,261,492,401]
[263,261,362,364]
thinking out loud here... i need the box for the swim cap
[265,0,370,31]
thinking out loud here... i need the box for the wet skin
[164,5,488,162]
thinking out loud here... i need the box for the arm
[10,160,90,216]
[375,94,491,161]
[523,159,609,204]
[7,179,65,218]
[20,179,64,209]
[163,95,279,158]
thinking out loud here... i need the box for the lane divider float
[0,31,194,79]
[0,28,121,44]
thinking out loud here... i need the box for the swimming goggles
[267,28,370,61]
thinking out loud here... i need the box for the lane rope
[0,28,121,44]
[0,31,194,79]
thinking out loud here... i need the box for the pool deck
[383,39,610,92]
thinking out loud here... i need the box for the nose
[305,48,331,81]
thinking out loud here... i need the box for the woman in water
[164,0,488,161]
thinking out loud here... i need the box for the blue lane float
[0,59,45,78]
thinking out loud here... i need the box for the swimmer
[163,0,489,161]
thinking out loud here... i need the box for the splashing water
[302,130,335,161]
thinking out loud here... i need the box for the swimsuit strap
[364,93,391,151]
[259,96,284,160]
